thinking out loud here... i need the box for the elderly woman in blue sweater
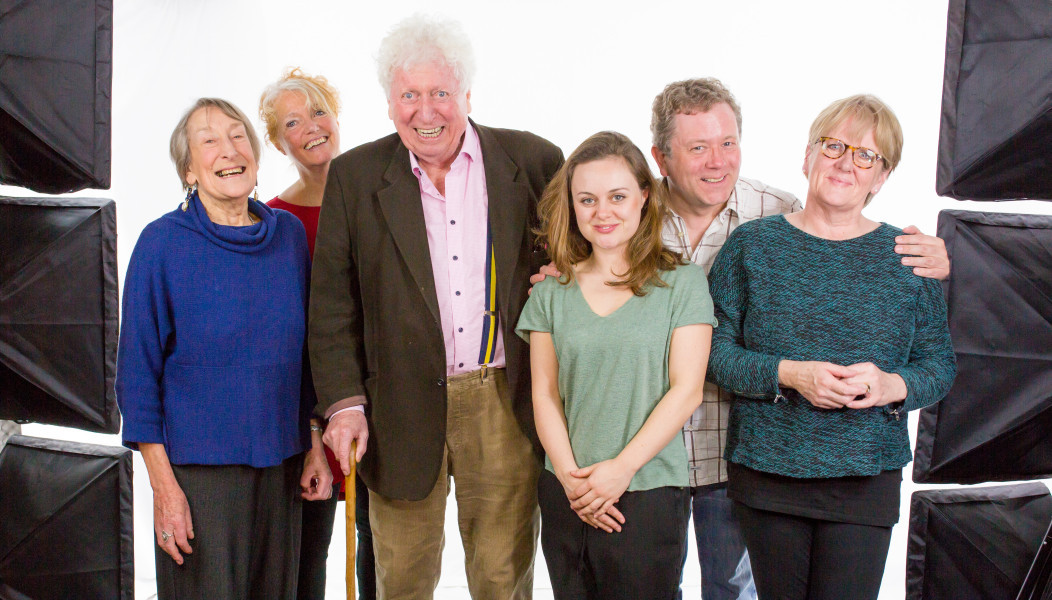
[707,94,956,600]
[116,98,329,598]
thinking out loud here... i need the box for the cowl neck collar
[183,191,277,253]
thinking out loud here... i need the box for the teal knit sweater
[707,216,956,478]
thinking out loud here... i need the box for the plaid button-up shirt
[662,176,802,487]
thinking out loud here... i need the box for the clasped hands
[782,360,906,410]
[558,457,635,534]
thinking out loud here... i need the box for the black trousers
[297,475,376,600]
[298,487,337,600]
[156,455,302,600]
[733,502,893,600]
[538,469,690,600]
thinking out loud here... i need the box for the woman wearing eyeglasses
[705,94,957,600]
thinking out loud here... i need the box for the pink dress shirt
[411,125,506,376]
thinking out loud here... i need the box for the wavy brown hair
[651,78,742,155]
[537,131,684,296]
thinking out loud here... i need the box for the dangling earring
[252,184,259,203]
[182,183,197,211]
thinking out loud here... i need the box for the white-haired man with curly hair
[308,14,563,599]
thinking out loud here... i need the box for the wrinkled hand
[300,444,334,501]
[557,468,625,533]
[528,262,562,294]
[840,362,907,409]
[895,226,950,280]
[323,410,368,476]
[568,459,633,528]
[154,481,194,564]
[782,360,867,409]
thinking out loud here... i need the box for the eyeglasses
[815,137,885,169]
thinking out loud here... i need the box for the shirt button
[458,362,464,368]
[458,327,463,332]
[455,291,461,296]
[452,255,458,261]
[450,220,456,225]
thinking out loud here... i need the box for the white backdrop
[6,1,1052,598]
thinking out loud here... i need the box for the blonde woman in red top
[259,67,374,600]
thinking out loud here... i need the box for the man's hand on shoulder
[528,262,561,295]
[895,225,950,280]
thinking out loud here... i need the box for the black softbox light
[936,0,1052,201]
[0,435,133,599]
[907,483,1052,600]
[0,0,113,193]
[0,197,119,433]
[1018,518,1052,600]
[913,209,1052,484]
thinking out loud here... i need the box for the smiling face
[184,106,258,205]
[571,157,649,254]
[387,61,471,172]
[273,90,340,170]
[653,102,741,212]
[803,117,889,211]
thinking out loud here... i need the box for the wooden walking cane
[346,441,356,599]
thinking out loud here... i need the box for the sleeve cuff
[324,395,367,420]
[887,367,920,411]
[120,420,166,451]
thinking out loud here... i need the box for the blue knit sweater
[707,215,956,478]
[116,194,312,467]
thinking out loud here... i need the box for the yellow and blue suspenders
[477,223,498,374]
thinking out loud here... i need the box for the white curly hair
[376,14,476,97]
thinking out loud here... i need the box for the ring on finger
[161,530,172,543]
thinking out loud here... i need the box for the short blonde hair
[808,94,903,173]
[259,67,341,150]
[169,98,261,190]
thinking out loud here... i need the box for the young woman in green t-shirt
[516,131,715,598]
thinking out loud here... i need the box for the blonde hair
[537,131,683,296]
[258,67,341,150]
[807,94,903,205]
[808,94,903,173]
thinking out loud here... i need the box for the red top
[268,196,344,489]
[268,197,321,259]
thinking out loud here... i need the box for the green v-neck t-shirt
[516,263,716,491]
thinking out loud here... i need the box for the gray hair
[651,78,743,155]
[376,14,476,97]
[169,98,261,190]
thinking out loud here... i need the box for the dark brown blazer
[309,121,564,500]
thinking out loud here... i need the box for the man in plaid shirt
[532,78,950,598]
[649,78,950,599]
